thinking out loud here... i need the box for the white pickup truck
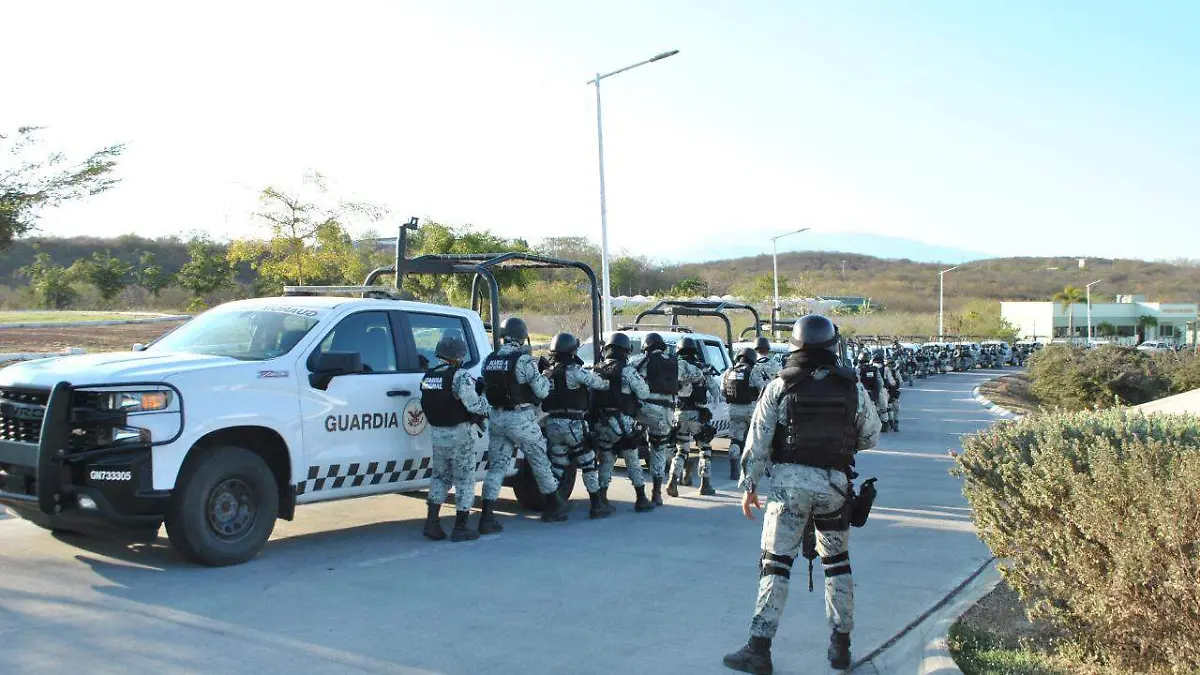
[0,295,541,566]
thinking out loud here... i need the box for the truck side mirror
[309,351,364,390]
[132,343,147,352]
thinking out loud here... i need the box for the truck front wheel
[165,445,279,567]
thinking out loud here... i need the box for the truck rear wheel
[511,460,576,512]
[165,445,279,567]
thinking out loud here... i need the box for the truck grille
[0,387,49,445]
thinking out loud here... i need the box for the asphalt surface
[0,370,1003,675]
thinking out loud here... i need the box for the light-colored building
[1001,294,1198,345]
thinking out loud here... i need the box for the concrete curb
[0,313,188,329]
[972,382,1025,421]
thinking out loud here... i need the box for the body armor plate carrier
[421,365,471,427]
[857,364,882,399]
[483,350,536,408]
[771,366,859,471]
[723,362,758,405]
[639,352,679,396]
[592,360,638,417]
[542,363,589,414]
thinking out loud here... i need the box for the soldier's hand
[742,490,761,521]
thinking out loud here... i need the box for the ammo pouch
[849,477,877,528]
[698,407,713,424]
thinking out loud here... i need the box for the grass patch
[978,373,1041,416]
[950,623,1064,675]
[0,311,157,324]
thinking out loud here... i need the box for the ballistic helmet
[549,332,579,356]
[676,336,699,356]
[754,336,771,353]
[644,332,667,352]
[738,347,757,364]
[499,317,529,344]
[435,335,469,362]
[789,314,839,354]
[606,332,633,353]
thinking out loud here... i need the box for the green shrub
[955,410,1200,673]
[1027,344,1171,410]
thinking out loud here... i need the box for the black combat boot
[699,476,716,496]
[422,501,447,541]
[541,490,569,523]
[651,478,664,506]
[598,487,612,510]
[589,491,614,519]
[723,636,773,674]
[892,418,900,432]
[729,456,739,480]
[666,473,679,498]
[682,457,697,486]
[633,486,655,512]
[450,510,479,542]
[477,499,503,535]
[828,630,851,670]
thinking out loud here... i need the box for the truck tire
[165,445,279,567]
[511,459,576,512]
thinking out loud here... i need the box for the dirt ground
[959,581,1064,651]
[979,373,1041,416]
[0,321,184,355]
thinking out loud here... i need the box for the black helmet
[499,317,528,344]
[737,347,756,364]
[644,332,667,352]
[549,332,579,356]
[676,336,699,356]
[789,314,839,354]
[857,352,870,364]
[435,335,468,362]
[872,352,884,364]
[606,332,632,354]
[754,336,771,353]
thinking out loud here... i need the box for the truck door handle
[387,389,413,397]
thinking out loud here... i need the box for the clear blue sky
[3,0,1196,262]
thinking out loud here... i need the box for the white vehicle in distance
[578,329,733,439]
[730,339,787,370]
[1137,340,1174,352]
[0,293,553,566]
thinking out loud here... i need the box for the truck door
[298,310,417,502]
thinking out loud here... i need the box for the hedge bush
[955,410,1200,673]
[1025,344,1200,411]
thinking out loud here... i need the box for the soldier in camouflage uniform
[632,332,703,505]
[724,315,881,674]
[592,332,656,512]
[754,336,782,381]
[858,352,890,434]
[479,317,560,534]
[669,337,722,497]
[722,347,773,480]
[542,332,615,519]
[420,335,491,542]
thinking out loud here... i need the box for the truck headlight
[101,391,173,413]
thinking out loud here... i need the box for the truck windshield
[148,310,321,361]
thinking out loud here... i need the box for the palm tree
[1136,315,1158,345]
[1052,285,1086,342]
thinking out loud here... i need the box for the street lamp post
[771,228,810,327]
[588,49,679,334]
[1086,279,1104,344]
[938,265,962,340]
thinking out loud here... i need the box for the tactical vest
[421,365,471,427]
[541,363,590,415]
[723,362,758,404]
[857,364,882,398]
[679,358,709,409]
[639,351,679,396]
[771,367,859,471]
[592,359,637,416]
[483,350,537,408]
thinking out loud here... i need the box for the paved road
[1,370,1003,675]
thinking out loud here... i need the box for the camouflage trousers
[545,416,599,494]
[637,400,675,480]
[483,407,556,501]
[887,392,901,424]
[750,482,853,639]
[593,412,645,489]
[427,423,481,512]
[727,404,755,465]
[875,390,891,424]
[672,408,713,480]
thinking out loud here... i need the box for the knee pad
[759,551,795,579]
[820,551,852,577]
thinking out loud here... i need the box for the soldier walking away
[754,336,781,381]
[591,333,656,512]
[670,337,722,496]
[723,315,881,674]
[420,335,490,542]
[542,332,615,519]
[479,317,562,533]
[722,348,771,480]
[633,333,700,505]
[882,356,902,433]
[857,353,890,434]
[873,352,897,432]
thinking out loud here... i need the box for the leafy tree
[0,127,123,251]
[19,252,77,309]
[1136,315,1159,345]
[609,257,644,296]
[232,171,387,287]
[133,251,172,297]
[401,221,533,306]
[1095,321,1117,338]
[670,275,708,297]
[69,251,132,303]
[949,300,1019,340]
[735,273,795,303]
[177,235,234,305]
[1052,285,1086,340]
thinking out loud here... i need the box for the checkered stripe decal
[295,450,511,495]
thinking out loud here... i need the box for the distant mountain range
[670,232,995,264]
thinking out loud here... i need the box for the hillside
[3,236,1199,314]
